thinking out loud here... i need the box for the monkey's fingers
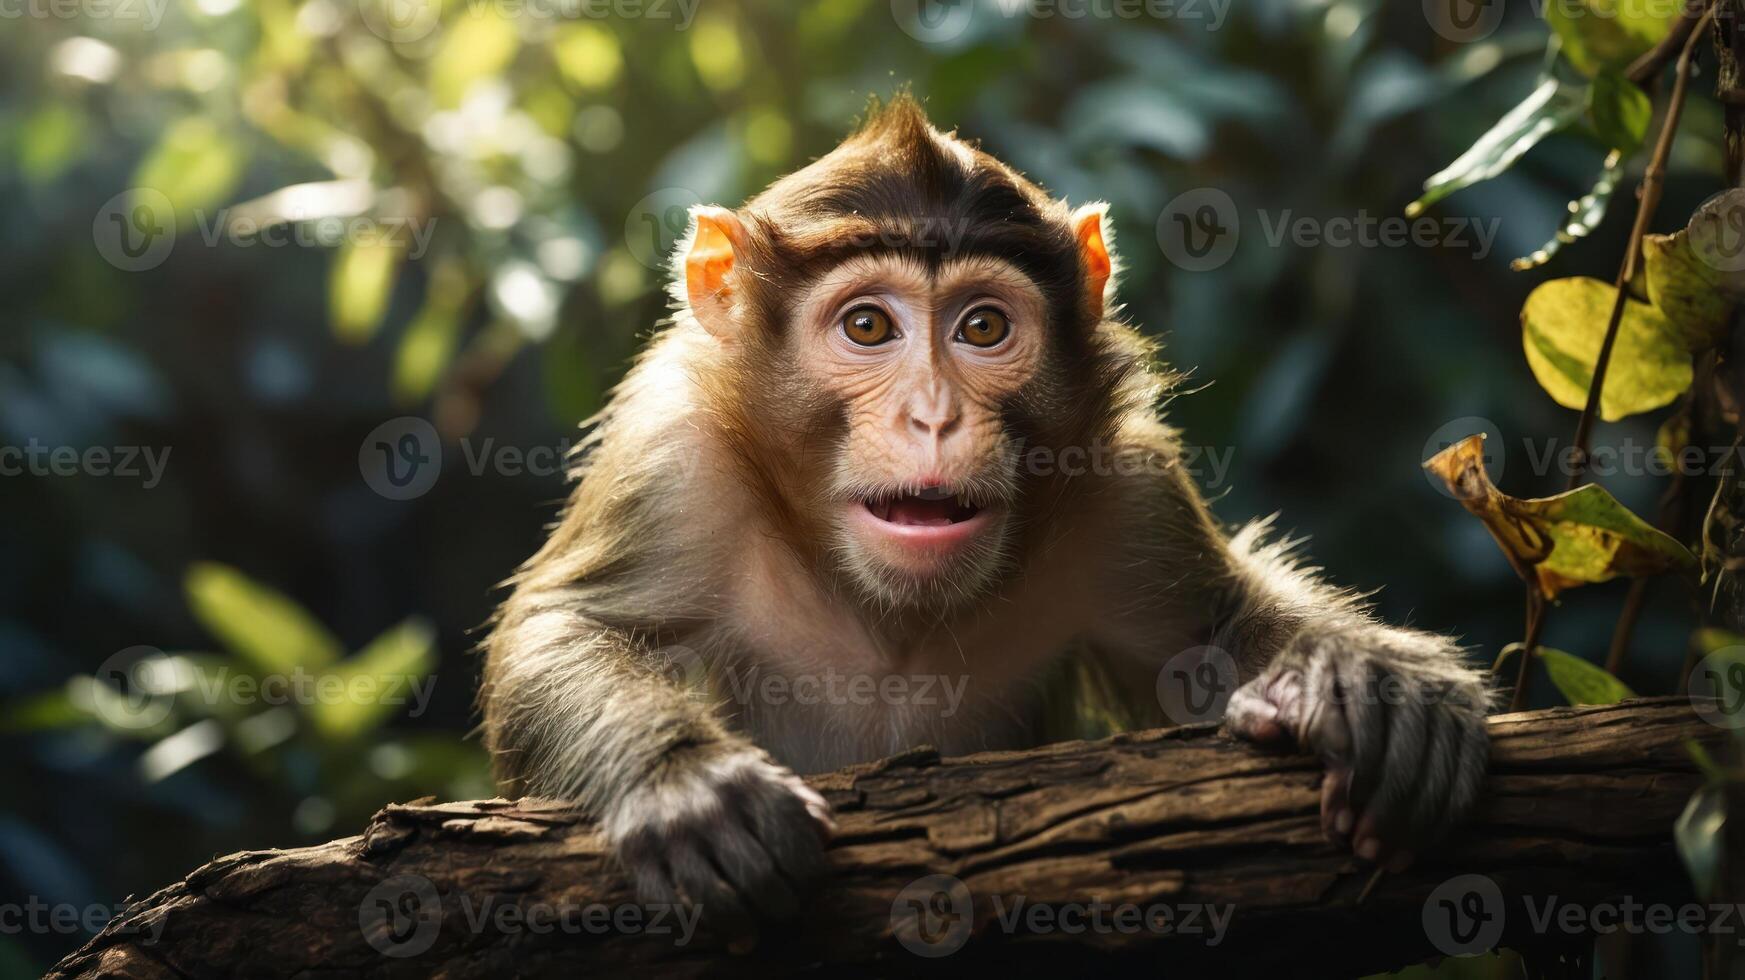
[1355,697,1489,864]
[666,833,760,938]
[702,814,802,923]
[765,768,837,837]
[1224,668,1303,745]
[718,767,832,907]
[619,825,756,939]
[1347,693,1434,866]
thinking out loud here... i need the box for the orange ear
[1072,204,1112,319]
[684,206,747,339]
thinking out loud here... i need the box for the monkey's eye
[956,307,1010,348]
[841,305,896,346]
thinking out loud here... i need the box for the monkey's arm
[1105,447,1491,866]
[480,600,831,926]
[1215,520,1492,865]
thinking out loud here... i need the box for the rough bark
[50,698,1724,979]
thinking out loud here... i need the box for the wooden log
[49,698,1725,979]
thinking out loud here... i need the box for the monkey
[479,95,1490,929]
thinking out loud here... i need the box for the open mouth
[863,486,981,527]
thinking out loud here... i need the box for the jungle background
[0,0,1733,974]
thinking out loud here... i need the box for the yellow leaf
[1521,276,1691,421]
[1424,434,1695,599]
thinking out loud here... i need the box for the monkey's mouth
[862,486,981,527]
[848,484,999,573]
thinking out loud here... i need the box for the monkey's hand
[1223,625,1489,869]
[603,742,834,934]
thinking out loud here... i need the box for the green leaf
[1685,739,1725,780]
[1425,434,1697,598]
[17,104,87,185]
[1512,151,1624,271]
[330,238,404,343]
[1644,232,1733,348]
[131,118,248,229]
[0,689,88,733]
[306,618,436,741]
[185,563,342,674]
[1642,203,1744,351]
[375,733,495,801]
[1538,647,1635,705]
[1588,69,1651,154]
[1694,626,1745,654]
[392,258,471,403]
[1531,482,1699,591]
[1409,77,1586,217]
[1547,0,1683,78]
[1521,276,1692,421]
[1676,783,1726,899]
[430,10,521,108]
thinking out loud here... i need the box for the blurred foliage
[0,0,1734,974]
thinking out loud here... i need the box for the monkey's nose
[907,406,961,440]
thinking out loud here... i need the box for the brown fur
[478,96,1489,912]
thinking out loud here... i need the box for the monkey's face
[791,253,1048,606]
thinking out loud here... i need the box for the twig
[1567,1,1720,491]
[1511,589,1547,711]
[1605,358,1708,674]
[1356,866,1387,904]
[1606,578,1654,676]
[1626,0,1714,86]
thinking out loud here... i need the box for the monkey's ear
[1070,203,1114,320]
[684,205,750,340]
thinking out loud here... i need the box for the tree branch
[1626,0,1714,86]
[49,699,1722,979]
